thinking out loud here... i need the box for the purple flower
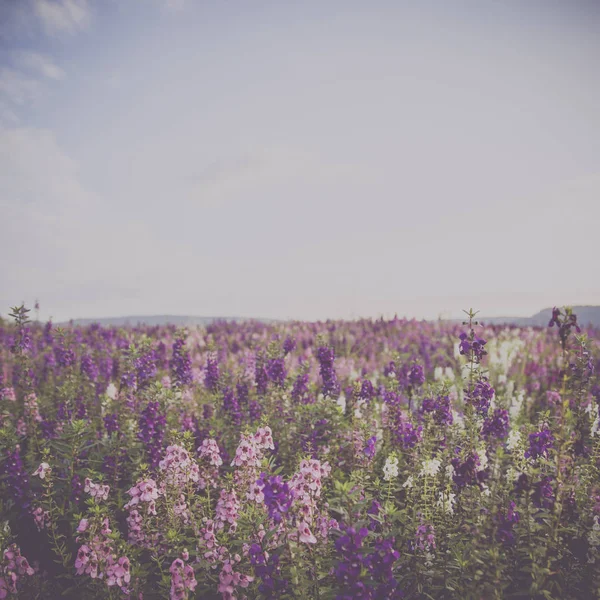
[236,382,249,406]
[413,522,436,552]
[466,379,495,416]
[548,307,561,328]
[383,361,397,378]
[532,476,555,509]
[255,354,269,396]
[138,401,167,468]
[120,370,137,390]
[3,448,31,512]
[266,357,286,387]
[359,379,375,402]
[54,343,76,368]
[420,395,453,426]
[104,413,120,435]
[171,335,193,387]
[80,354,99,382]
[135,349,157,389]
[282,336,296,355]
[496,501,520,545]
[317,345,340,398]
[43,321,54,345]
[11,327,32,354]
[383,390,402,407]
[481,408,509,440]
[40,418,58,439]
[393,419,422,449]
[408,364,425,387]
[334,528,403,599]
[257,473,292,523]
[223,386,242,426]
[292,371,310,404]
[367,500,382,532]
[249,544,287,595]
[74,398,87,419]
[451,452,485,489]
[249,399,262,423]
[525,426,554,460]
[459,331,487,363]
[363,436,377,459]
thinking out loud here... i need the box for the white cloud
[14,51,66,80]
[34,0,91,36]
[0,127,89,217]
[0,68,41,106]
[0,127,196,322]
[0,53,65,126]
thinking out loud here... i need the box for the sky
[0,0,599,323]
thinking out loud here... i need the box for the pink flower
[32,506,50,531]
[77,518,89,533]
[159,445,200,487]
[298,521,317,544]
[84,478,110,501]
[198,438,223,467]
[125,478,160,510]
[0,387,16,402]
[254,426,275,451]
[218,560,254,600]
[169,556,197,600]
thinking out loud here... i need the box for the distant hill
[478,306,600,328]
[58,315,279,327]
[38,306,600,329]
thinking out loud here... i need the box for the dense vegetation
[0,305,599,599]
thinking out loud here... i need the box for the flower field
[1,305,599,599]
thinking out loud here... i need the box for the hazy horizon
[1,304,598,325]
[1,0,599,323]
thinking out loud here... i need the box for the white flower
[506,467,521,483]
[507,429,521,451]
[445,464,455,479]
[453,342,461,359]
[590,403,599,437]
[106,383,117,400]
[452,410,465,431]
[402,475,414,489]
[506,380,515,397]
[434,366,443,381]
[419,459,441,478]
[383,456,399,481]
[476,446,488,471]
[336,395,346,414]
[32,462,51,479]
[437,491,456,514]
[509,390,525,419]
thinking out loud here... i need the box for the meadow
[0,305,599,599]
